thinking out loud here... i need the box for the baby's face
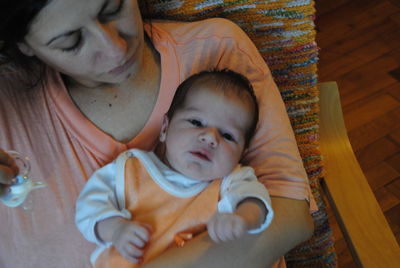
[160,86,254,181]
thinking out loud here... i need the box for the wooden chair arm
[318,82,400,267]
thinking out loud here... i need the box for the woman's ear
[17,42,35,57]
[241,148,249,159]
[159,115,169,142]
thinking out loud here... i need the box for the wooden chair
[319,82,400,267]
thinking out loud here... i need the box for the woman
[0,0,314,267]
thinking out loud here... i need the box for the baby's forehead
[189,77,248,98]
[187,80,255,111]
[185,85,254,119]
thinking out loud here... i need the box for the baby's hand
[111,221,151,264]
[207,213,246,243]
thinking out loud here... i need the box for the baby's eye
[222,133,235,142]
[188,119,203,127]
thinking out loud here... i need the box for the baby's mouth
[190,150,211,161]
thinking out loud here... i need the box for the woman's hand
[0,149,18,196]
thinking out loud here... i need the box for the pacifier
[0,151,46,210]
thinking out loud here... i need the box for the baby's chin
[175,170,208,182]
[167,158,229,181]
[173,168,211,182]
[180,170,227,182]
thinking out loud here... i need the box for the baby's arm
[235,198,267,230]
[96,216,151,264]
[207,166,274,243]
[75,151,151,263]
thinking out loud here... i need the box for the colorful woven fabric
[141,1,336,267]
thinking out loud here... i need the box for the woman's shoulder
[148,18,248,44]
[0,63,50,96]
[147,18,268,82]
[0,66,28,98]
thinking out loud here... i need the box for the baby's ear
[17,42,35,57]
[159,115,169,142]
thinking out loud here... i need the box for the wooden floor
[315,0,400,266]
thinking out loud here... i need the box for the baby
[75,69,273,267]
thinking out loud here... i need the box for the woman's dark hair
[167,69,260,147]
[138,0,151,20]
[0,0,50,87]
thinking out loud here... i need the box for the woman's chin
[70,75,127,88]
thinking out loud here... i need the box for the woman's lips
[108,53,136,75]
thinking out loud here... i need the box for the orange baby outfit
[95,157,220,268]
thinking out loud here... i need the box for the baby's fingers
[132,222,152,243]
[207,216,219,242]
[230,218,246,239]
[120,222,152,263]
[208,215,229,243]
[119,243,144,264]
[208,214,246,243]
[216,219,237,242]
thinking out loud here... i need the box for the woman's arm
[143,197,313,268]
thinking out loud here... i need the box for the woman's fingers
[0,167,15,184]
[0,149,18,185]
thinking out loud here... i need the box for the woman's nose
[199,129,218,148]
[94,22,127,62]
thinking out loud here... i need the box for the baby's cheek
[220,152,240,174]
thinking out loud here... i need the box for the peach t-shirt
[0,18,315,268]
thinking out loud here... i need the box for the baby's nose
[199,129,218,148]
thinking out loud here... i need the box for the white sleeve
[218,166,274,234]
[75,158,131,246]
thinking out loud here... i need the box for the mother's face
[19,0,144,87]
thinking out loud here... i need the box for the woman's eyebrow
[46,0,108,46]
[46,29,80,46]
[98,0,109,15]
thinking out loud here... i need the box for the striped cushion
[141,1,336,267]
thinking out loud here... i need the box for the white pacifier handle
[0,151,46,209]
[7,150,31,184]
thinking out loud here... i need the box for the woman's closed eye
[99,0,125,22]
[60,32,82,53]
[59,0,125,53]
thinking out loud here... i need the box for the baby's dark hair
[166,69,259,147]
